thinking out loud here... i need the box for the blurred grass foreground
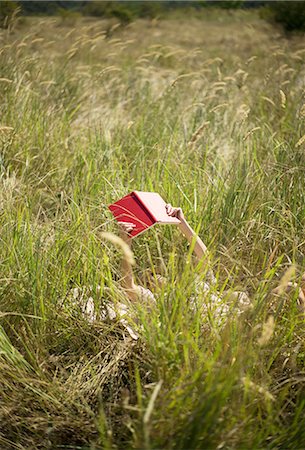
[1,3,305,449]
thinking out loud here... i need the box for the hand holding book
[118,222,135,243]
[109,191,180,237]
[165,203,185,221]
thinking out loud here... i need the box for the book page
[133,191,180,224]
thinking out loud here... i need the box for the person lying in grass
[71,204,305,339]
[71,204,251,339]
[118,204,252,325]
[118,204,305,327]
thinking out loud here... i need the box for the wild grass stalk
[0,11,305,449]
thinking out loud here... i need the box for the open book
[109,191,180,237]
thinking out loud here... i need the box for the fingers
[118,221,136,234]
[166,203,177,217]
[165,204,183,219]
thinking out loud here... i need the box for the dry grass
[0,10,305,449]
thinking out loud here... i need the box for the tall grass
[0,11,305,449]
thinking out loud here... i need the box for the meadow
[0,8,305,449]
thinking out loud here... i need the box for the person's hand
[165,203,184,221]
[118,221,135,240]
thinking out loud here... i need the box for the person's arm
[118,222,137,292]
[118,222,154,303]
[165,204,211,270]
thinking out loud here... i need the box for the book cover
[108,191,180,237]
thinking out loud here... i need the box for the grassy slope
[0,10,305,449]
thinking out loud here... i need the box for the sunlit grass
[0,11,305,449]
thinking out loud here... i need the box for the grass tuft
[0,11,305,449]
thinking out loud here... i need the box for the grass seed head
[279,89,286,109]
[101,231,135,265]
[257,316,275,347]
[273,265,296,296]
[295,134,305,148]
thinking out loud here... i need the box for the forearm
[119,237,148,303]
[165,203,213,276]
[119,233,136,290]
[178,218,209,265]
[121,257,135,290]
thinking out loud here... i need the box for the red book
[109,191,180,237]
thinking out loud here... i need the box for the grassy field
[1,9,305,449]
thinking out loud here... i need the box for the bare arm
[118,222,136,291]
[165,204,211,271]
[118,222,153,303]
